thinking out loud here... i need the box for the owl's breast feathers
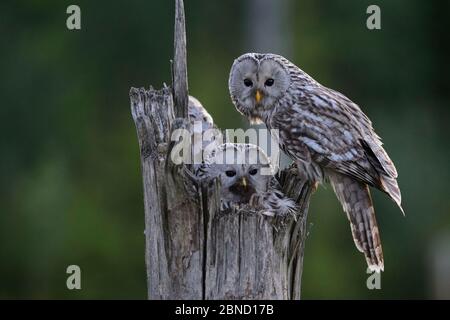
[269,86,401,209]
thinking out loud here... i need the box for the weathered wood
[172,0,188,119]
[203,166,312,300]
[130,86,204,299]
[130,0,312,300]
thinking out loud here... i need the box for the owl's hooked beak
[239,176,248,189]
[229,176,251,194]
[255,90,263,103]
[229,176,256,203]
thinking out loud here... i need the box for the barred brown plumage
[229,52,404,271]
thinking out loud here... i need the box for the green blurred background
[1,0,449,299]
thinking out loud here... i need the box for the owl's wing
[274,92,374,185]
[319,88,403,212]
[274,87,403,211]
[274,88,395,189]
[325,87,398,179]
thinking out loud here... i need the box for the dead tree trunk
[130,0,313,300]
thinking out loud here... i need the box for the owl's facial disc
[229,54,290,124]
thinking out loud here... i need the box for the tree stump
[129,0,313,300]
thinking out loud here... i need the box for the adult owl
[228,53,404,272]
[197,143,297,216]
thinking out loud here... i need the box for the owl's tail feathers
[380,175,404,215]
[329,173,384,272]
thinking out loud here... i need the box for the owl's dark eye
[249,168,258,175]
[225,170,236,177]
[243,78,253,87]
[265,78,274,87]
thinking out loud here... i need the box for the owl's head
[228,53,292,124]
[199,143,273,204]
[188,95,214,131]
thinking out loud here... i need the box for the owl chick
[229,53,404,272]
[188,95,220,170]
[188,95,214,132]
[197,143,297,216]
